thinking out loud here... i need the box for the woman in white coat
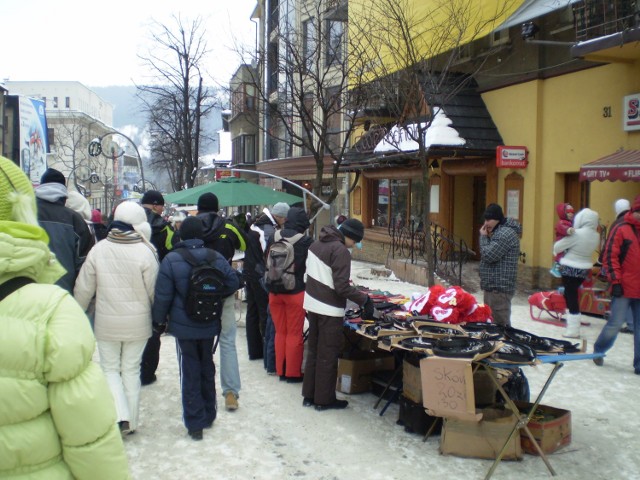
[75,201,159,435]
[553,207,601,338]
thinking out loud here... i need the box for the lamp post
[88,130,146,194]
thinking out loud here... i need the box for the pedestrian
[196,192,246,411]
[302,218,375,410]
[479,203,522,326]
[35,168,94,292]
[152,217,240,440]
[139,190,175,386]
[74,201,159,436]
[550,203,575,277]
[593,195,640,373]
[0,156,130,478]
[92,208,109,241]
[552,208,600,338]
[67,190,96,243]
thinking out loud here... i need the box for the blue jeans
[594,296,640,371]
[263,305,276,373]
[219,295,241,397]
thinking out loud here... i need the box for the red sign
[215,169,240,180]
[496,146,528,169]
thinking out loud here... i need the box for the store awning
[494,0,580,32]
[579,150,640,182]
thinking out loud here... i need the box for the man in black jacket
[35,168,94,293]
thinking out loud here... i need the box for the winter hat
[340,218,365,242]
[614,198,631,216]
[483,203,505,222]
[632,195,640,213]
[271,202,290,218]
[197,192,219,212]
[179,216,204,241]
[141,190,165,206]
[40,168,66,186]
[91,209,103,224]
[0,155,38,226]
[114,201,151,240]
[66,191,92,221]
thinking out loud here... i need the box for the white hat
[271,202,290,218]
[114,201,151,240]
[66,191,92,221]
[614,198,630,216]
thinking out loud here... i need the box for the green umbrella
[163,177,303,207]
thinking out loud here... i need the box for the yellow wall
[483,63,640,271]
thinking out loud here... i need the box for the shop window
[373,178,423,229]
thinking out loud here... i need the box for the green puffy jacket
[0,224,130,479]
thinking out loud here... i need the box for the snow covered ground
[126,261,640,480]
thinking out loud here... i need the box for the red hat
[632,195,640,213]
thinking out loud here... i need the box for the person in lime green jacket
[0,156,130,479]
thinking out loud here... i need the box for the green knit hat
[0,156,38,225]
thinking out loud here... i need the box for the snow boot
[563,313,581,338]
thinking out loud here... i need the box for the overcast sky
[1,0,257,87]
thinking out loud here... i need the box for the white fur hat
[66,191,92,221]
[114,201,151,240]
[614,198,630,216]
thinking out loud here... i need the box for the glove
[152,323,166,335]
[611,284,624,298]
[362,296,375,320]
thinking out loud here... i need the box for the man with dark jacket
[35,168,94,293]
[152,217,240,440]
[140,190,175,385]
[196,192,246,410]
[302,219,374,410]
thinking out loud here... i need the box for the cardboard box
[440,407,523,460]
[402,358,423,404]
[473,369,499,407]
[336,352,395,394]
[515,401,572,455]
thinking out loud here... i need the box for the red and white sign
[496,146,528,169]
[623,94,640,131]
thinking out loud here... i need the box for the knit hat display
[66,191,92,221]
[197,192,219,212]
[340,218,365,242]
[483,203,505,222]
[271,202,290,218]
[141,190,165,206]
[40,168,66,186]
[0,156,38,226]
[632,195,640,213]
[179,216,204,241]
[614,198,631,216]
[114,201,151,240]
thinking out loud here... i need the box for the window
[65,97,70,108]
[231,84,256,117]
[53,97,58,108]
[373,178,424,229]
[325,20,344,66]
[325,87,341,152]
[303,18,317,71]
[232,135,256,165]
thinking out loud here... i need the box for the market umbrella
[163,177,303,207]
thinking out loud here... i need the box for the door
[471,176,486,259]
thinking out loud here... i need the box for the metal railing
[389,218,474,287]
[574,0,639,41]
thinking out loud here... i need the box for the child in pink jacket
[550,203,575,277]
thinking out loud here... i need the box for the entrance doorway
[471,176,486,259]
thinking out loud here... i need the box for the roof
[579,150,640,182]
[495,0,580,32]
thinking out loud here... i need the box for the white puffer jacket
[74,235,159,342]
[553,208,601,270]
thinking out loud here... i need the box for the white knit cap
[114,201,151,240]
[66,191,92,221]
[614,198,630,216]
[271,202,290,218]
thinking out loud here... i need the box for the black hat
[340,218,365,242]
[180,216,204,241]
[141,190,165,206]
[40,168,66,186]
[483,203,505,222]
[197,192,219,212]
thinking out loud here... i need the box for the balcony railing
[574,0,640,41]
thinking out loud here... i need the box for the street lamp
[88,130,146,194]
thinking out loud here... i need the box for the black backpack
[177,248,227,324]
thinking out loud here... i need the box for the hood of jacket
[35,183,68,204]
[498,217,523,236]
[283,207,310,233]
[573,208,599,230]
[319,224,345,244]
[197,212,227,243]
[555,203,573,221]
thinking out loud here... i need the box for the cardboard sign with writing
[420,356,483,422]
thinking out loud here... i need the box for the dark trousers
[140,329,162,383]
[263,305,276,373]
[245,277,268,359]
[302,312,344,406]
[176,337,217,431]
[561,275,585,314]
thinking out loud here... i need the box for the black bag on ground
[178,248,227,324]
[498,367,530,403]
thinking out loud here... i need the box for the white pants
[97,339,147,430]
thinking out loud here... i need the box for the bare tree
[350,0,513,285]
[137,15,217,191]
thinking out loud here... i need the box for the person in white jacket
[553,207,601,338]
[75,201,159,436]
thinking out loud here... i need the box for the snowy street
[126,261,640,480]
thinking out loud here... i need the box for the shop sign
[496,146,528,169]
[623,94,640,131]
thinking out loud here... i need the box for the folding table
[478,352,604,480]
